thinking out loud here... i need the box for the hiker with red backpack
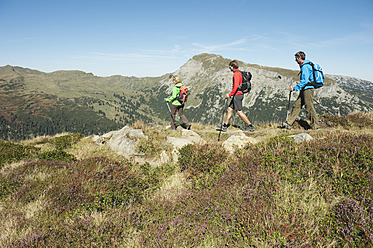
[217,60,254,132]
[165,75,191,130]
[281,51,321,130]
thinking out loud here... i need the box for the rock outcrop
[106,126,148,158]
[222,131,259,154]
[96,125,315,164]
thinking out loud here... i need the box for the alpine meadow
[0,53,372,247]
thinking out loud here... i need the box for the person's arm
[165,85,179,102]
[293,65,312,91]
[228,72,241,97]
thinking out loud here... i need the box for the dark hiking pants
[170,104,189,129]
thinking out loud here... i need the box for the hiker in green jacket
[165,75,191,130]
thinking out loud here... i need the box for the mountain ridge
[1,53,372,140]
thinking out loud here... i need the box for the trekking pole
[314,98,334,115]
[165,101,177,129]
[285,91,292,123]
[284,82,292,131]
[283,91,292,131]
[218,98,228,141]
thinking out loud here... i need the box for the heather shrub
[132,187,238,247]
[249,132,373,245]
[138,137,164,157]
[67,157,161,212]
[178,143,228,174]
[132,148,277,247]
[37,149,77,162]
[253,133,372,198]
[325,198,373,246]
[0,176,21,201]
[137,125,172,158]
[131,130,372,247]
[178,143,228,189]
[7,211,131,247]
[0,140,40,167]
[322,112,373,129]
[1,156,166,247]
[1,160,71,205]
[0,134,82,169]
[50,133,84,150]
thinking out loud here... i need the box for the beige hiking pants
[287,89,318,129]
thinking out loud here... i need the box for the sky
[1,0,373,82]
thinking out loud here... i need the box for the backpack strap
[232,70,243,97]
[301,62,317,87]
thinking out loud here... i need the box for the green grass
[0,113,372,247]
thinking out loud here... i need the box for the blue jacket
[293,59,315,91]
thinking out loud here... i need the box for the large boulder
[181,129,205,145]
[167,129,205,163]
[107,126,148,158]
[167,129,204,150]
[167,137,194,150]
[222,131,258,154]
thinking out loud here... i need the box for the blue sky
[1,0,373,82]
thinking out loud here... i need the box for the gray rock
[167,129,204,150]
[289,133,313,143]
[181,129,205,145]
[222,132,258,154]
[167,136,194,150]
[107,126,148,157]
[92,135,105,145]
[159,150,170,165]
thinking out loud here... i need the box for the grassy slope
[1,113,372,247]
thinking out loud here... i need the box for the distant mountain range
[1,53,372,140]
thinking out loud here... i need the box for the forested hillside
[1,54,372,141]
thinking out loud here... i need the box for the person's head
[172,75,181,84]
[294,51,306,65]
[229,60,239,71]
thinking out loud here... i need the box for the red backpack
[177,85,188,103]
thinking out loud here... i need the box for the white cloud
[191,38,248,52]
[81,52,175,61]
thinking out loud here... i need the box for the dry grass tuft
[150,171,190,202]
[68,136,126,161]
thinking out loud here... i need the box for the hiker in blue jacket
[282,51,318,129]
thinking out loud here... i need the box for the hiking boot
[280,122,292,130]
[242,124,255,132]
[181,123,192,130]
[216,123,230,129]
[216,123,228,132]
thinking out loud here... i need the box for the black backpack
[301,62,324,89]
[238,70,252,94]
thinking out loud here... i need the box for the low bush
[178,143,228,189]
[37,150,77,162]
[0,140,40,168]
[50,133,84,150]
[322,112,373,129]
